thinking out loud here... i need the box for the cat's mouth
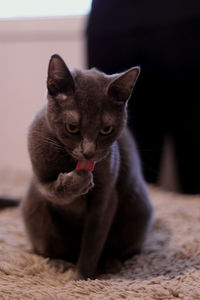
[71,150,109,168]
[73,153,107,164]
[76,160,95,172]
[71,152,101,163]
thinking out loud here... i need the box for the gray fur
[21,54,153,280]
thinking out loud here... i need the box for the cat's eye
[100,126,113,136]
[65,124,80,134]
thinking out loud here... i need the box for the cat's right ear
[47,54,75,96]
[107,67,140,104]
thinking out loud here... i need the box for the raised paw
[57,170,94,198]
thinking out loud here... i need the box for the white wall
[0,16,87,172]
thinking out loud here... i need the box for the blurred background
[0,0,199,193]
[0,0,91,173]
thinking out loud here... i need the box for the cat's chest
[54,197,87,227]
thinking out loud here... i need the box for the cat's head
[46,54,139,162]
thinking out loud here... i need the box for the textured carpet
[0,170,200,300]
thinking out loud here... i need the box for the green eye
[100,126,113,136]
[66,124,80,134]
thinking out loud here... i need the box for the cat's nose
[82,139,96,160]
[83,151,95,160]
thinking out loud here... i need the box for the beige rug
[0,170,200,300]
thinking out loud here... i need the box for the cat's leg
[105,180,153,261]
[22,170,95,274]
[21,183,79,270]
[73,188,118,280]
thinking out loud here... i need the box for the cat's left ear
[47,54,75,96]
[107,67,140,103]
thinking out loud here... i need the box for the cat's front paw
[48,259,74,273]
[71,270,86,281]
[71,268,96,281]
[56,170,94,199]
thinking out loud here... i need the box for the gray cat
[2,54,153,280]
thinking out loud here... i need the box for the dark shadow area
[86,0,200,194]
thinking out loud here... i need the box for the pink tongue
[76,160,95,172]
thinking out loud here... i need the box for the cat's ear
[47,54,75,96]
[107,67,140,103]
